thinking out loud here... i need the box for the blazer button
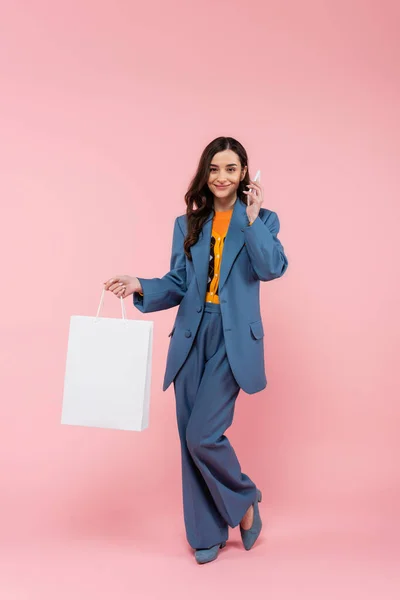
[184,330,192,338]
[197,306,202,312]
[240,227,244,231]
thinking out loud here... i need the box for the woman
[104,136,288,564]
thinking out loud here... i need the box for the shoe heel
[220,541,226,549]
[258,489,262,502]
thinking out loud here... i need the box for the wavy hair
[183,136,251,261]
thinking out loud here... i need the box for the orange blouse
[138,209,253,300]
[204,208,233,304]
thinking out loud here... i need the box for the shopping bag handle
[94,287,127,323]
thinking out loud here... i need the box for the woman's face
[207,149,247,200]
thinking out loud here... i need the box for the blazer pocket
[168,326,176,337]
[249,319,264,340]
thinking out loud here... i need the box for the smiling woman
[104,136,288,564]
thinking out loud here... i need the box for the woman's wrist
[134,277,143,294]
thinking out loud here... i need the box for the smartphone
[247,169,261,202]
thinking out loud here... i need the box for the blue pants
[173,301,258,549]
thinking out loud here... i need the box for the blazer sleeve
[133,217,187,313]
[244,210,288,281]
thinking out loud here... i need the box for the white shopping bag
[61,288,153,431]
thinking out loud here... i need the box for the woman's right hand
[103,275,142,298]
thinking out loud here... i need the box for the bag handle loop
[94,287,127,323]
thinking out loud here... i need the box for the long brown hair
[183,136,252,261]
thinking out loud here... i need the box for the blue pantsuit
[133,196,288,549]
[174,301,258,549]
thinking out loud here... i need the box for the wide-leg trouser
[173,301,258,550]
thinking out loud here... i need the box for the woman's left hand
[243,179,264,223]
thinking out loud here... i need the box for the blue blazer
[133,196,288,394]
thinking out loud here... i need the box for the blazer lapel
[218,197,246,292]
[190,211,213,301]
[190,196,247,300]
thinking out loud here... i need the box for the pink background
[1,0,399,597]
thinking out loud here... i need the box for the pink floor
[1,513,399,599]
